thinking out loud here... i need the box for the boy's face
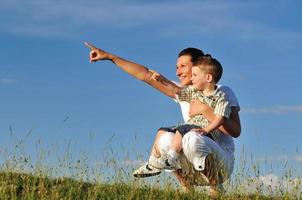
[191,66,209,90]
[176,55,193,86]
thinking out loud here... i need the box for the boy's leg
[150,128,185,170]
[133,130,174,177]
[133,130,194,192]
[154,130,193,190]
[164,131,182,169]
[150,130,170,158]
[170,131,183,153]
[164,124,201,170]
[151,130,193,190]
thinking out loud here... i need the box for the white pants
[156,131,234,185]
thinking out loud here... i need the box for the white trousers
[156,131,234,185]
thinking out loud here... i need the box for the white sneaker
[149,154,180,170]
[133,162,161,178]
[148,155,167,169]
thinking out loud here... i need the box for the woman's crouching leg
[182,131,233,186]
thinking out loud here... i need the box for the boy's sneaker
[148,155,167,169]
[148,154,181,170]
[133,162,161,178]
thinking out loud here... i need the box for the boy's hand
[84,42,111,63]
[190,128,206,134]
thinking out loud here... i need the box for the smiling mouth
[178,76,187,80]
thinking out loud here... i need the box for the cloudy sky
[1,0,301,183]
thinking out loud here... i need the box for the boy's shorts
[158,124,214,140]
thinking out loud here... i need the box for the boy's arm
[84,42,181,98]
[202,115,225,133]
[189,100,241,137]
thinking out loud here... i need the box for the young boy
[150,55,231,170]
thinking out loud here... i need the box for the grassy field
[0,171,208,200]
[0,171,288,200]
[0,133,301,199]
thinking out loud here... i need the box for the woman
[85,42,241,197]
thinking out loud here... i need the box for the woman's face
[176,55,193,86]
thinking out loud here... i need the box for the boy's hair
[178,48,204,63]
[193,54,223,83]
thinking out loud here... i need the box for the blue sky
[1,0,302,181]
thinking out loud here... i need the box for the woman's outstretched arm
[85,42,180,98]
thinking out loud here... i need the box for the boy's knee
[157,132,174,155]
[156,130,167,138]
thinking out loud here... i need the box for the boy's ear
[206,74,213,82]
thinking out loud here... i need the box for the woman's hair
[178,48,204,63]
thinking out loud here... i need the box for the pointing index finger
[84,41,97,50]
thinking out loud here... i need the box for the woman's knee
[183,132,200,148]
[182,132,209,156]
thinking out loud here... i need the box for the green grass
[0,171,208,200]
[0,171,299,200]
[1,131,301,199]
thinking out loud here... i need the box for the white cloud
[241,173,302,196]
[293,155,302,162]
[254,154,302,163]
[243,105,302,114]
[255,155,288,162]
[121,159,145,166]
[1,0,300,42]
[95,159,145,168]
[0,78,17,84]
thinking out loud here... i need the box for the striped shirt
[176,85,231,141]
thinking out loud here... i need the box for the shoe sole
[133,171,161,178]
